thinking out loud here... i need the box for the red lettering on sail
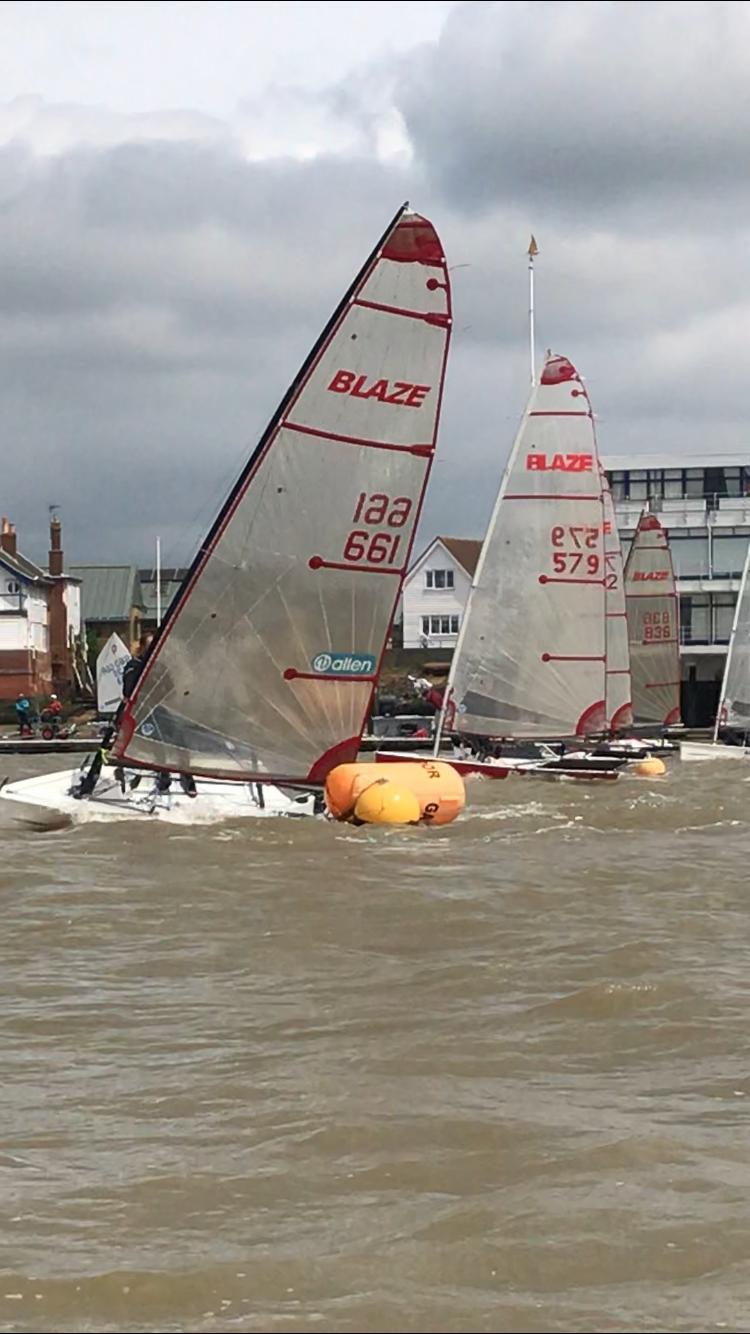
[526,453,593,472]
[327,369,431,408]
[633,570,669,581]
[328,369,356,394]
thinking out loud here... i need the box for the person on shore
[15,692,33,736]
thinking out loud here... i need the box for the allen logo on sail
[327,369,431,408]
[526,453,594,472]
[311,651,376,675]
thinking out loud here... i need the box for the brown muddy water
[0,752,749,1334]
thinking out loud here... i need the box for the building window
[425,569,454,590]
[684,468,704,499]
[713,594,736,644]
[451,615,459,634]
[421,616,430,636]
[663,469,683,499]
[629,469,647,502]
[712,534,749,578]
[680,594,710,644]
[723,468,741,498]
[609,470,626,501]
[671,535,709,577]
[648,470,664,499]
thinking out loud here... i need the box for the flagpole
[528,235,538,386]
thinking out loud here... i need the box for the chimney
[0,516,17,558]
[49,515,63,577]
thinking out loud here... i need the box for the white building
[401,536,481,648]
[0,515,82,700]
[604,451,750,724]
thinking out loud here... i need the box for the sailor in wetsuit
[120,633,197,797]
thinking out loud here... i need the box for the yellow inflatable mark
[326,761,465,826]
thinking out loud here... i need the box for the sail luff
[435,391,534,752]
[147,203,412,656]
[715,536,750,738]
[601,473,633,731]
[112,206,452,783]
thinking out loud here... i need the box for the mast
[434,232,540,757]
[714,537,750,741]
[528,235,538,386]
[155,536,162,628]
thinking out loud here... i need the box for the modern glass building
[603,453,750,724]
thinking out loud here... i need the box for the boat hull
[0,768,318,828]
[375,750,622,782]
[679,741,748,763]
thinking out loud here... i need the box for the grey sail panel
[623,511,681,726]
[113,209,452,781]
[445,353,606,740]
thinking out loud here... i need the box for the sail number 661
[343,493,413,565]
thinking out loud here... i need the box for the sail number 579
[343,493,413,565]
[549,524,600,576]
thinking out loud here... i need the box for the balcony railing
[680,627,731,646]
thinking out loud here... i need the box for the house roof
[438,536,482,576]
[0,548,51,585]
[68,565,144,622]
[138,567,188,618]
[407,535,483,579]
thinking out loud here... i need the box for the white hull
[0,768,318,829]
[679,741,748,764]
[376,749,621,782]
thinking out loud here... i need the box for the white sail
[602,473,633,730]
[95,632,131,715]
[445,353,606,740]
[716,537,750,735]
[112,207,452,783]
[623,511,681,726]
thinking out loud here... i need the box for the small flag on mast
[528,234,539,257]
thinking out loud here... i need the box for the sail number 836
[343,493,413,565]
[642,610,673,642]
[549,524,600,576]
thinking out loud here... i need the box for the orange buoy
[325,760,465,826]
[632,756,667,777]
[353,779,421,825]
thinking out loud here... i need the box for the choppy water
[1,753,749,1334]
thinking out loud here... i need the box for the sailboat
[377,352,624,781]
[621,510,682,743]
[680,537,750,762]
[0,205,452,826]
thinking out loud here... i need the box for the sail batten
[623,510,681,727]
[443,352,606,741]
[112,206,451,783]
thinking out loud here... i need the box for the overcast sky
[1,0,748,566]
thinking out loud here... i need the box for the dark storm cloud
[398,0,750,223]
[1,0,749,566]
[0,137,416,561]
